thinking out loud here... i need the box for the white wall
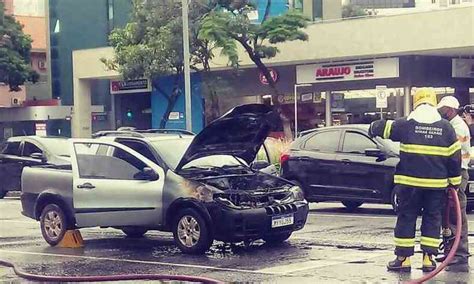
[13,0,45,16]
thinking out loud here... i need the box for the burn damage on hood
[175,104,275,171]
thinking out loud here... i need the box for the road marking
[256,251,389,274]
[0,220,37,224]
[0,249,278,275]
[0,240,41,246]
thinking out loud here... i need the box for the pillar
[403,86,412,116]
[395,89,403,118]
[72,78,92,138]
[454,86,470,107]
[325,91,332,127]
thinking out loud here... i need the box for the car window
[303,131,340,153]
[74,143,147,180]
[342,131,377,154]
[117,140,157,163]
[22,142,43,157]
[2,141,21,155]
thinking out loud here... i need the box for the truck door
[70,140,165,228]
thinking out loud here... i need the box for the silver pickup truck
[21,104,309,254]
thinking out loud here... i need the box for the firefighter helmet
[413,88,437,109]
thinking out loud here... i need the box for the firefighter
[369,88,461,273]
[437,96,470,272]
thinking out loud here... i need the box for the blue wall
[255,0,289,23]
[151,74,204,133]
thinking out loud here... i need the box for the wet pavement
[1,194,474,283]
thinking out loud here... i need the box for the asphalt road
[1,194,474,283]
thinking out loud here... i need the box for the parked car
[93,129,279,176]
[281,124,474,212]
[21,104,309,254]
[0,136,70,199]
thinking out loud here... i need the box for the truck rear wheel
[40,204,69,246]
[173,208,213,254]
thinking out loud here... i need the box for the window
[2,142,21,156]
[303,131,340,153]
[117,140,157,163]
[74,143,147,180]
[22,142,43,156]
[342,132,377,154]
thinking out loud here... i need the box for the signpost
[376,85,388,119]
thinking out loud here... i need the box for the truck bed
[21,166,74,220]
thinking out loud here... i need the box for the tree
[342,4,369,18]
[0,4,38,91]
[198,1,310,138]
[103,0,217,128]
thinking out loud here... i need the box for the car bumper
[207,200,309,242]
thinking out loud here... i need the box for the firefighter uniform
[369,88,461,272]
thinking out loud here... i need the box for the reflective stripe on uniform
[383,121,393,139]
[399,141,461,157]
[394,175,449,188]
[420,236,440,248]
[448,176,462,186]
[394,237,415,248]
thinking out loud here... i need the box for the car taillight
[280,153,290,165]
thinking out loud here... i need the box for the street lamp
[294,83,312,136]
[182,0,192,131]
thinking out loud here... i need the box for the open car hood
[176,104,274,171]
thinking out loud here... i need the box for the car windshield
[40,138,70,157]
[150,139,244,170]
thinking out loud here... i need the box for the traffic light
[126,109,133,119]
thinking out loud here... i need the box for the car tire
[122,227,148,238]
[173,208,213,254]
[263,232,292,245]
[40,204,69,246]
[391,190,400,214]
[341,201,363,211]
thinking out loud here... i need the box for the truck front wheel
[40,204,68,246]
[173,208,213,254]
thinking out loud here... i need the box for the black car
[280,125,474,211]
[0,136,70,198]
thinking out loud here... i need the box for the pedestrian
[437,96,470,272]
[369,88,461,273]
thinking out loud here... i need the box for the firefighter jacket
[369,104,462,189]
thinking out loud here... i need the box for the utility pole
[182,0,192,131]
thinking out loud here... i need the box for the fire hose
[0,258,223,283]
[405,187,463,284]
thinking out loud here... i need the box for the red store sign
[259,68,279,85]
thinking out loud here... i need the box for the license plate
[271,214,294,228]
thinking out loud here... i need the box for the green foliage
[342,4,369,18]
[0,13,38,91]
[198,6,309,68]
[104,0,215,82]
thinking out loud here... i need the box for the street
[1,195,473,283]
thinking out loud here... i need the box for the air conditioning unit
[11,97,23,107]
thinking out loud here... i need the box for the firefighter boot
[387,256,411,272]
[422,253,436,272]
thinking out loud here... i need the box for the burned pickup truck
[21,104,309,254]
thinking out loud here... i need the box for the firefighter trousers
[393,185,446,257]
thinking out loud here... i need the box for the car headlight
[290,186,305,201]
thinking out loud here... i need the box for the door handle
[77,183,95,189]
